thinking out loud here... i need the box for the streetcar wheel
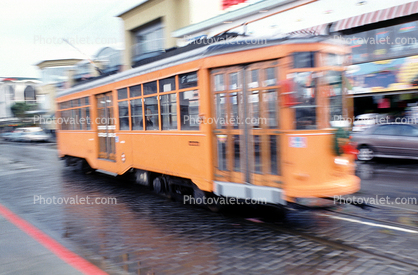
[358,146,374,161]
[134,170,151,187]
[81,159,94,174]
[193,186,222,212]
[153,177,164,194]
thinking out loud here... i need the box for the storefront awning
[332,1,418,32]
[287,23,329,35]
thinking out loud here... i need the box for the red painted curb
[0,203,108,275]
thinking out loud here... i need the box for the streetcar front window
[326,71,344,127]
[292,72,317,130]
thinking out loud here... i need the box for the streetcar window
[77,108,83,130]
[292,72,317,130]
[159,76,176,92]
[229,72,240,90]
[248,69,259,88]
[118,101,129,130]
[231,92,241,129]
[270,135,279,175]
[144,96,159,130]
[233,135,240,172]
[215,93,227,129]
[248,91,261,129]
[264,67,276,87]
[160,93,177,130]
[143,81,157,95]
[130,84,141,98]
[293,52,315,68]
[326,71,343,127]
[84,97,89,105]
[217,135,227,171]
[263,90,278,128]
[180,90,199,131]
[214,74,225,91]
[117,88,128,100]
[130,98,143,130]
[254,135,262,174]
[85,107,91,130]
[71,109,76,130]
[179,71,198,89]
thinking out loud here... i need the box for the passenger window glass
[143,81,157,95]
[263,90,278,128]
[264,67,276,87]
[293,52,315,68]
[117,88,128,100]
[130,98,143,130]
[118,101,129,130]
[327,71,343,126]
[248,69,259,88]
[230,92,241,129]
[229,72,240,90]
[233,135,240,172]
[144,97,159,130]
[217,135,227,171]
[215,93,227,129]
[180,90,199,130]
[159,77,176,93]
[249,91,260,128]
[85,107,91,130]
[254,135,262,174]
[179,72,198,89]
[214,74,225,91]
[373,125,396,135]
[160,93,177,130]
[292,72,317,130]
[130,85,142,98]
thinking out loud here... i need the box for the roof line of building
[172,0,296,38]
[116,0,149,17]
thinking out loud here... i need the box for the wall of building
[120,0,191,69]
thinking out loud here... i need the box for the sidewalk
[0,203,107,275]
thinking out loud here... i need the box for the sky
[0,0,143,78]
[0,0,415,78]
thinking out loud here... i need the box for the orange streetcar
[57,36,360,210]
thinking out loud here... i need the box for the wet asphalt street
[1,141,418,274]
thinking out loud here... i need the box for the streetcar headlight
[334,157,349,166]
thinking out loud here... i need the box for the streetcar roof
[56,35,343,99]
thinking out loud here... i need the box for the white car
[23,131,51,142]
[352,113,387,132]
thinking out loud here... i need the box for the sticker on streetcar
[289,137,307,148]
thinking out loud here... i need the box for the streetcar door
[96,92,116,161]
[212,61,281,186]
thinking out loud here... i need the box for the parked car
[351,123,418,161]
[352,113,387,132]
[7,132,29,142]
[1,132,13,140]
[22,131,51,142]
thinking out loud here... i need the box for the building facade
[117,0,229,69]
[0,77,40,119]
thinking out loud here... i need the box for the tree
[10,102,37,118]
